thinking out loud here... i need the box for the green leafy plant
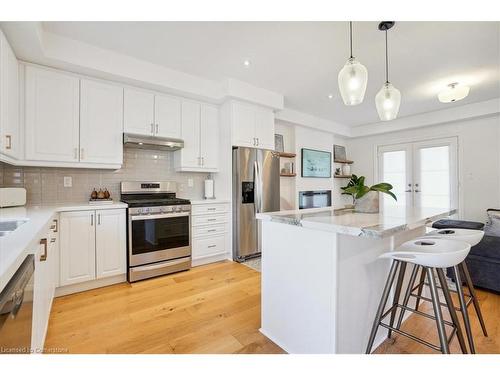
[341,174,397,203]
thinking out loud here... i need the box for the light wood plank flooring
[45,260,499,354]
[45,261,284,354]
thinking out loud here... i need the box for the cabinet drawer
[192,203,229,216]
[192,235,226,259]
[192,224,227,238]
[192,214,228,227]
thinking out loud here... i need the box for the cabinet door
[154,94,181,139]
[254,107,275,150]
[32,238,50,352]
[231,101,256,148]
[123,88,154,136]
[80,79,123,165]
[25,66,80,162]
[0,31,20,159]
[200,104,219,170]
[180,100,201,168]
[60,211,96,286]
[96,209,126,279]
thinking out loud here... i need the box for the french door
[377,137,458,211]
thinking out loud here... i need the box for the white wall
[347,115,500,222]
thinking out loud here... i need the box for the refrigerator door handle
[254,160,262,214]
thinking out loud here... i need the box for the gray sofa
[439,209,500,294]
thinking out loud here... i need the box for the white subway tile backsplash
[0,148,208,204]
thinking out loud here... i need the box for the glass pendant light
[375,22,401,121]
[338,22,368,106]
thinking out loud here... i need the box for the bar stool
[410,228,488,353]
[366,238,471,354]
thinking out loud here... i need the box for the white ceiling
[42,21,500,126]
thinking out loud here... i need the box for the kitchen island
[256,206,456,354]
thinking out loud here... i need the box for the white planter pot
[354,191,380,213]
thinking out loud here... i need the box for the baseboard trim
[192,252,230,267]
[55,274,126,297]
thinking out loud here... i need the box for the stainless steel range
[120,181,191,282]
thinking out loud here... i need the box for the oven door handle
[130,212,190,221]
[132,258,190,272]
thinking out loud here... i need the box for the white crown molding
[351,98,500,138]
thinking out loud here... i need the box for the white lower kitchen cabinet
[191,201,230,266]
[32,217,58,353]
[95,209,127,278]
[60,208,126,287]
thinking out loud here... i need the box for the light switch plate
[63,176,72,187]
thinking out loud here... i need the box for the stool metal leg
[388,262,407,339]
[436,268,468,354]
[460,262,488,337]
[454,265,476,353]
[414,266,426,311]
[396,264,420,331]
[427,267,450,354]
[366,260,400,354]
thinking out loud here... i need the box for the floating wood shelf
[334,159,354,164]
[280,173,297,177]
[334,175,352,179]
[279,152,296,158]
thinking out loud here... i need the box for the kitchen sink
[0,219,29,236]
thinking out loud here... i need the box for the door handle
[98,213,101,225]
[5,135,12,150]
[91,214,94,226]
[155,124,159,134]
[40,238,48,261]
[404,190,412,193]
[151,123,154,135]
[256,138,259,146]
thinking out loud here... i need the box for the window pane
[382,150,406,207]
[418,146,450,209]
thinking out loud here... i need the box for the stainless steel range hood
[123,133,184,151]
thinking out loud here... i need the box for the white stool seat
[425,228,484,247]
[380,238,471,268]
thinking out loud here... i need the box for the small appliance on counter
[0,188,27,208]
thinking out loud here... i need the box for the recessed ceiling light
[243,59,251,67]
[327,94,334,99]
[438,82,470,103]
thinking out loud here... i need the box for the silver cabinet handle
[5,135,12,150]
[155,124,159,134]
[201,157,204,166]
[151,123,154,135]
[98,213,101,225]
[74,148,78,160]
[207,229,217,233]
[256,138,259,146]
[91,214,94,226]
[208,245,217,248]
[405,190,412,193]
[80,148,85,160]
[40,238,48,261]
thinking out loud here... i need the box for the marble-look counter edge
[256,207,456,239]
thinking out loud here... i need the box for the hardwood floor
[45,260,499,354]
[45,261,284,354]
[374,288,500,354]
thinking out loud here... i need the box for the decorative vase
[342,164,351,176]
[354,191,380,213]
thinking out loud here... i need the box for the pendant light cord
[385,30,389,83]
[349,21,353,58]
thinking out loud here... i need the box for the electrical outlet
[63,176,72,188]
[188,178,194,188]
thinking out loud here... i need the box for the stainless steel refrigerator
[232,147,280,261]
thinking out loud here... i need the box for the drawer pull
[207,208,216,211]
[207,219,217,222]
[208,229,217,232]
[208,245,217,248]
[40,238,48,261]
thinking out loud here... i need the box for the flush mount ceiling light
[327,94,334,99]
[243,59,251,67]
[338,22,368,106]
[375,21,401,122]
[438,82,470,103]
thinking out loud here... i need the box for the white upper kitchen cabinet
[59,210,96,286]
[174,100,219,172]
[25,66,80,162]
[0,30,20,159]
[123,88,155,136]
[154,94,182,139]
[230,100,275,150]
[80,79,124,165]
[95,209,126,279]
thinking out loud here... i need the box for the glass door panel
[378,144,412,208]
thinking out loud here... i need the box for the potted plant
[341,174,397,213]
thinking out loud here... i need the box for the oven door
[129,212,191,267]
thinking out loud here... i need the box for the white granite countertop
[256,206,456,238]
[0,201,128,292]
